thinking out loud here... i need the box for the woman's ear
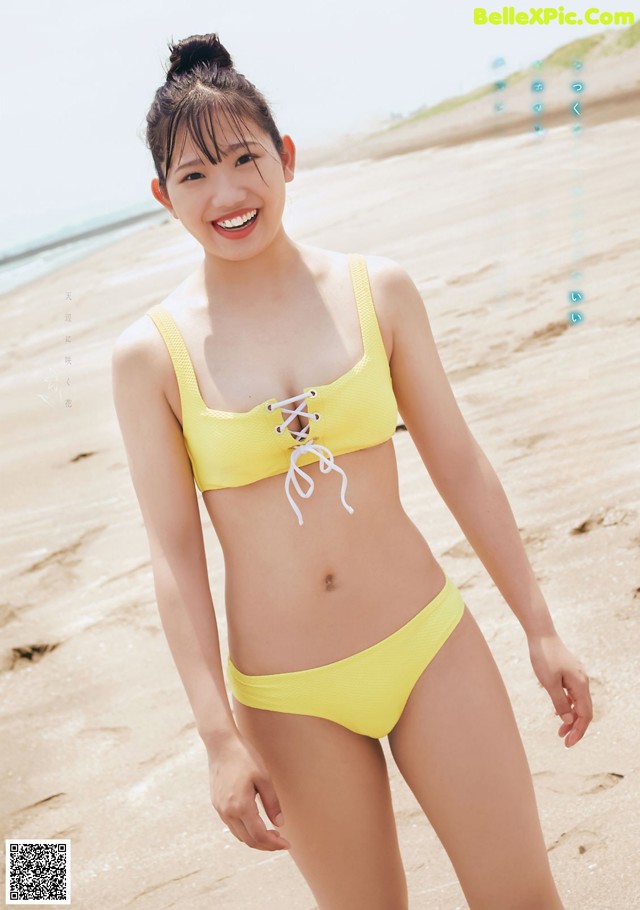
[150,178,177,217]
[280,135,296,182]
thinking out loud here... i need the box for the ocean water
[0,202,169,296]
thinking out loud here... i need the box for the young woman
[112,32,592,909]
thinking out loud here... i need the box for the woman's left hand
[527,632,593,747]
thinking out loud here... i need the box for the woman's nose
[209,171,247,212]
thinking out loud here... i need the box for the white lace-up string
[267,390,354,526]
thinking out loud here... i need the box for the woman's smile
[211,207,260,238]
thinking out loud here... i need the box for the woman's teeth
[216,209,257,230]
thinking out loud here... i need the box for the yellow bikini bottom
[226,572,465,739]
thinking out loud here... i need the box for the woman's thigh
[232,696,409,910]
[387,604,564,910]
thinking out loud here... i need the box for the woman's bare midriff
[203,438,446,675]
[155,245,446,677]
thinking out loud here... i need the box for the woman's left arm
[371,257,593,747]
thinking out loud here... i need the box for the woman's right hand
[207,733,291,851]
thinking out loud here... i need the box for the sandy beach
[1,31,639,909]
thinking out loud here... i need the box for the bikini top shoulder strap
[347,253,387,361]
[145,304,202,407]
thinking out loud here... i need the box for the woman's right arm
[111,322,290,851]
[112,324,237,750]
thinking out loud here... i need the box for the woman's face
[153,112,295,261]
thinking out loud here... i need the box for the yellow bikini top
[145,254,398,525]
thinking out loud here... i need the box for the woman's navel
[323,572,337,592]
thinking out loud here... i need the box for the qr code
[6,840,70,905]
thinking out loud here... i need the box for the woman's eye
[182,155,254,181]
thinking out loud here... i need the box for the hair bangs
[163,91,270,184]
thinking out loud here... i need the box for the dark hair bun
[165,33,233,81]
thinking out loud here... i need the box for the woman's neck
[198,231,309,311]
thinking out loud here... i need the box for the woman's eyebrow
[176,142,261,172]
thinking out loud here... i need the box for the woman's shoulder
[300,242,407,285]
[112,281,189,389]
[113,265,200,359]
[302,243,412,332]
[336,248,414,322]
[113,307,165,367]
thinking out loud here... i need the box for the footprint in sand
[101,560,151,586]
[513,320,569,353]
[50,823,82,841]
[579,771,624,795]
[442,538,475,559]
[0,602,22,629]
[137,720,196,770]
[19,526,107,576]
[614,588,639,621]
[512,432,550,450]
[3,641,61,672]
[7,791,68,823]
[449,262,497,286]
[519,527,548,550]
[89,598,158,635]
[570,506,636,535]
[547,825,606,855]
[507,433,549,464]
[447,362,486,382]
[133,868,203,901]
[69,450,98,462]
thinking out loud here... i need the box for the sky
[0,0,633,252]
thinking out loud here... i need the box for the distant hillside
[297,22,640,169]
